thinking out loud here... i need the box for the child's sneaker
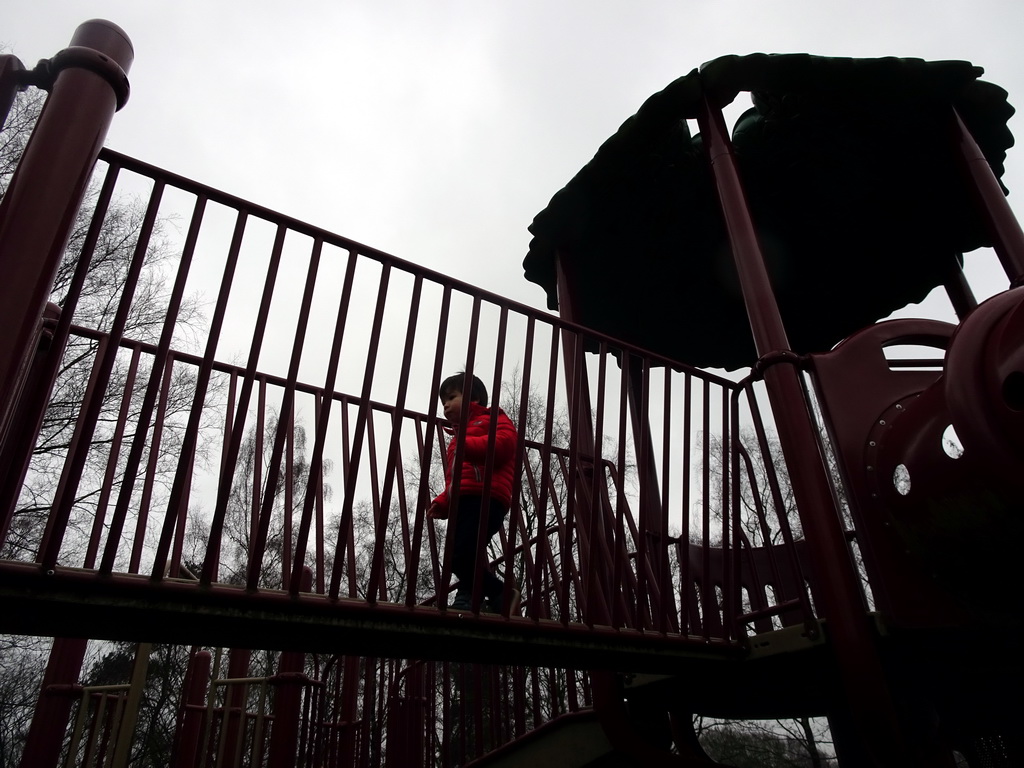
[450,592,471,611]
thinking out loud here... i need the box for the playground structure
[0,17,1022,768]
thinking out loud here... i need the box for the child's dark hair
[439,372,488,408]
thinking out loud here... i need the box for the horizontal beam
[0,563,743,674]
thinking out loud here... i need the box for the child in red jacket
[428,373,520,613]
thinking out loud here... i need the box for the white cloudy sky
[4,1,1024,315]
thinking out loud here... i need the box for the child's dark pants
[452,495,507,602]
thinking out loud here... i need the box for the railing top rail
[97,148,741,389]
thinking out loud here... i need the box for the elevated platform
[0,563,744,673]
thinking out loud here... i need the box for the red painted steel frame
[695,92,916,765]
[0,21,133,452]
[12,18,1002,766]
[952,109,1024,284]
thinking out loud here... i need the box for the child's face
[441,389,464,422]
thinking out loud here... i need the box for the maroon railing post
[266,569,312,765]
[951,108,1024,285]
[696,92,915,765]
[173,650,212,768]
[0,302,62,536]
[554,255,614,625]
[20,637,88,768]
[0,19,132,453]
[337,656,362,767]
[221,648,252,763]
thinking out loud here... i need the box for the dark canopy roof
[523,54,1015,370]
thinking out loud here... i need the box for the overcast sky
[4,1,1024,317]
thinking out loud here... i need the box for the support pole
[951,109,1024,285]
[0,19,133,453]
[696,91,914,766]
[20,637,88,768]
[173,650,212,768]
[266,569,312,766]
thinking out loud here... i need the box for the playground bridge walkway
[0,144,819,670]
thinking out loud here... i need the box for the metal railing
[0,141,813,658]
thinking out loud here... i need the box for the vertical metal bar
[698,91,909,762]
[313,393,326,595]
[512,666,526,739]
[87,692,110,767]
[434,298,482,609]
[612,362,630,628]
[500,317,535,617]
[745,383,813,617]
[0,156,116,544]
[680,372,693,634]
[110,644,151,768]
[338,656,360,767]
[0,21,133,452]
[369,276,422,602]
[221,651,251,768]
[951,109,1024,284]
[467,306,510,613]
[283,403,295,590]
[84,345,141,569]
[153,206,243,580]
[291,249,358,595]
[172,650,211,768]
[472,666,484,760]
[392,437,412,600]
[330,262,392,600]
[0,302,59,541]
[252,378,266,570]
[554,255,611,624]
[364,412,384,596]
[438,660,451,768]
[584,344,609,626]
[407,286,452,606]
[249,680,270,767]
[701,378,711,641]
[527,327,560,619]
[167,356,196,580]
[357,657,376,768]
[128,356,175,574]
[202,222,286,585]
[721,385,735,641]
[559,331,584,624]
[63,690,89,768]
[22,637,89,768]
[104,192,205,575]
[458,663,470,765]
[660,369,677,634]
[42,179,165,571]
[630,356,652,627]
[266,573,305,765]
[943,254,978,320]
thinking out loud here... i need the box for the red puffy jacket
[431,401,517,512]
